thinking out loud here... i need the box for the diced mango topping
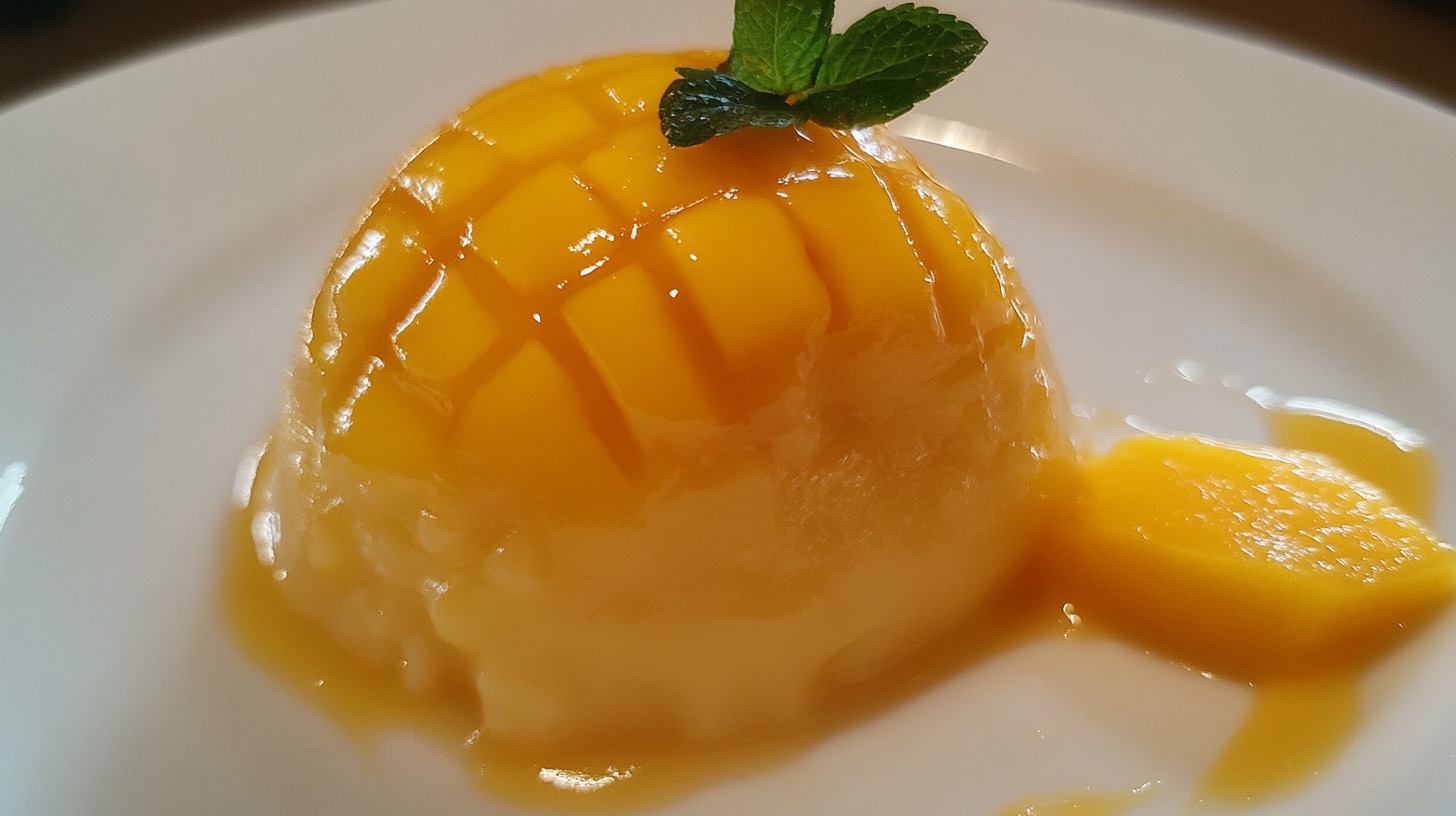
[299,51,1015,492]
[780,167,933,329]
[459,90,599,164]
[396,130,503,219]
[327,358,443,474]
[596,61,688,117]
[250,51,1075,747]
[309,207,434,369]
[580,122,738,217]
[900,177,1024,346]
[1048,435,1456,676]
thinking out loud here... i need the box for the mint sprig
[660,0,986,147]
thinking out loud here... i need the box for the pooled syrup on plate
[994,782,1157,815]
[223,389,1438,809]
[1196,673,1363,805]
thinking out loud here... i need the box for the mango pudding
[232,0,1456,803]
[242,47,1073,746]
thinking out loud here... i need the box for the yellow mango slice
[244,51,1072,747]
[1049,435,1456,676]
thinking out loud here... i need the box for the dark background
[2,0,1455,109]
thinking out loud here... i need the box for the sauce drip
[1197,674,1362,805]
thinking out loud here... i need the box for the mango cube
[396,129,503,220]
[458,89,599,164]
[660,195,832,403]
[391,266,500,382]
[455,340,625,508]
[471,162,617,297]
[780,166,933,329]
[562,263,719,426]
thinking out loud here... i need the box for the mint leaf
[729,0,835,96]
[800,4,986,127]
[658,2,988,147]
[660,68,810,147]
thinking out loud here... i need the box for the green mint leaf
[800,3,986,127]
[660,68,810,147]
[729,0,835,95]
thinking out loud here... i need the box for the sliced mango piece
[1049,434,1456,676]
[1259,394,1437,522]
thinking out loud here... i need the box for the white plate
[2,1,1454,813]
